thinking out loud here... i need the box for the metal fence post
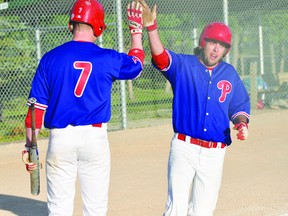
[35,29,41,64]
[116,0,127,129]
[223,0,230,63]
[250,62,258,110]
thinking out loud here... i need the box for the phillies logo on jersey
[131,56,140,64]
[217,80,232,102]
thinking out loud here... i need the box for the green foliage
[262,11,288,42]
[9,0,39,9]
[0,16,37,101]
[1,1,288,143]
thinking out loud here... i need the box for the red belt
[92,123,102,127]
[176,133,226,149]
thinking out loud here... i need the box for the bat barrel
[29,146,40,195]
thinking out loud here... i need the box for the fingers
[151,4,157,14]
[127,1,143,35]
[127,1,142,18]
[233,122,248,140]
[234,124,243,131]
[236,127,248,140]
[22,150,29,164]
[22,149,28,155]
[232,124,238,130]
[26,163,37,174]
[136,1,143,18]
[233,122,247,131]
[237,131,247,140]
[131,1,136,17]
[237,131,244,140]
[127,3,132,16]
[22,149,38,173]
[138,0,153,12]
[138,0,146,7]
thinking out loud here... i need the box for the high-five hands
[127,1,143,35]
[138,0,158,31]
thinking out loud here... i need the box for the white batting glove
[233,122,248,140]
[127,1,143,35]
[22,148,37,174]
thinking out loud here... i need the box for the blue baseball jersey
[28,41,143,129]
[155,50,250,145]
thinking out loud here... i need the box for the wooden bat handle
[28,98,37,147]
[28,97,40,196]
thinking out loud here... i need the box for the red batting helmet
[69,0,106,37]
[199,22,232,56]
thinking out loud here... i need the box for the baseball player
[139,0,250,215]
[22,0,145,215]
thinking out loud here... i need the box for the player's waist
[72,123,107,129]
[49,123,107,129]
[91,123,103,128]
[175,133,226,149]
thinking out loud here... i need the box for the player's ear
[68,23,73,33]
[68,22,74,33]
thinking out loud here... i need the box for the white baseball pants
[46,124,110,216]
[163,136,226,216]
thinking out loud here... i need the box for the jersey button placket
[204,79,213,133]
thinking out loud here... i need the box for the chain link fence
[1,0,287,143]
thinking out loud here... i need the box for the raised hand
[138,0,158,31]
[127,1,143,35]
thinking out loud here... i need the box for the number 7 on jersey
[74,61,92,97]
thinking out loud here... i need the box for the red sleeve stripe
[26,102,47,110]
[231,112,250,121]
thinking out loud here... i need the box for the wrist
[146,20,157,32]
[24,144,31,150]
[130,29,142,35]
[238,122,248,128]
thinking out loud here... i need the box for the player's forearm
[130,33,143,50]
[25,106,44,146]
[129,33,145,65]
[147,29,165,55]
[26,128,40,147]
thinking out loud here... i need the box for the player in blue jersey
[139,0,250,215]
[21,0,145,215]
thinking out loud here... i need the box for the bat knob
[28,97,37,104]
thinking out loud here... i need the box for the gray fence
[1,0,288,143]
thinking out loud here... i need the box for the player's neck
[72,30,97,43]
[73,35,96,43]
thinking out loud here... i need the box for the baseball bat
[28,97,40,196]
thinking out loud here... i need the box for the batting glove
[233,122,248,140]
[127,1,143,35]
[22,148,37,174]
[138,0,158,31]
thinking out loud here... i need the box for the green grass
[0,88,173,144]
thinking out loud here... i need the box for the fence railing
[1,0,287,143]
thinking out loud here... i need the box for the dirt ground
[1,109,288,216]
